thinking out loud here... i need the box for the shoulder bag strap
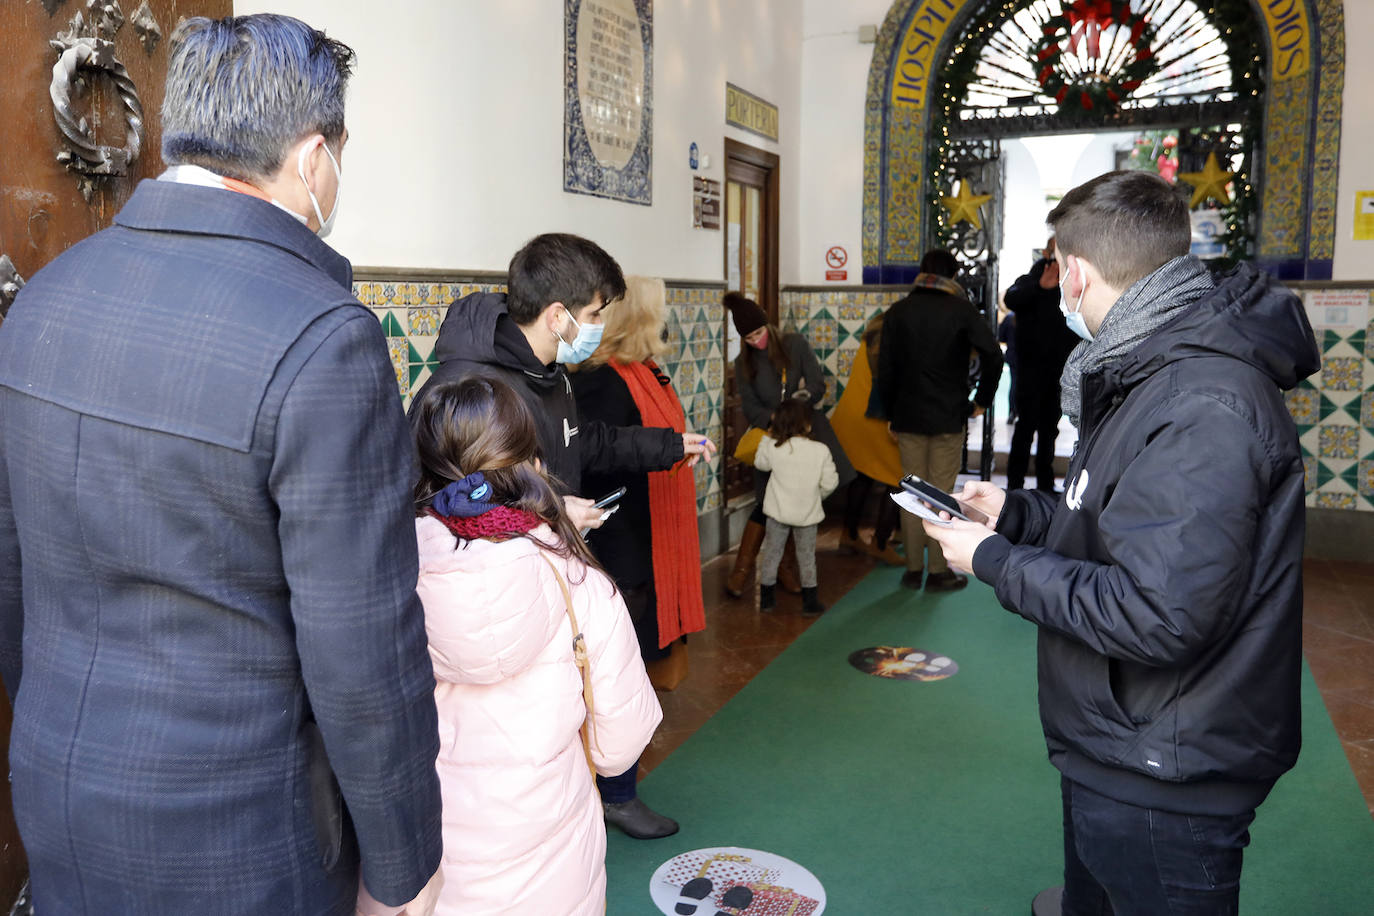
[540,552,599,777]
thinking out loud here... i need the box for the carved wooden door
[0,0,230,903]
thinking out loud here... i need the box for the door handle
[48,35,144,199]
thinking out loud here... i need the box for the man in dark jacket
[1003,238,1080,491]
[925,171,1320,915]
[417,233,714,531]
[873,249,1003,592]
[0,16,442,915]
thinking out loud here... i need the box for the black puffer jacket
[972,264,1320,815]
[417,291,682,494]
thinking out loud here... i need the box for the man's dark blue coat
[0,180,441,914]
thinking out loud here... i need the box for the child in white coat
[404,376,662,916]
[753,398,839,615]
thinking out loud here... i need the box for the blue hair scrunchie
[432,472,495,518]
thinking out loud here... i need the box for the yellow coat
[830,339,903,487]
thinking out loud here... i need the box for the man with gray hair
[924,170,1319,914]
[0,15,442,915]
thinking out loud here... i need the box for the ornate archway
[861,0,1344,284]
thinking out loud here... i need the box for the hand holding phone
[898,475,989,526]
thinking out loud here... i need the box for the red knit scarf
[427,506,542,541]
[609,360,706,647]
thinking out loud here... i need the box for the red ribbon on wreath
[1066,0,1115,59]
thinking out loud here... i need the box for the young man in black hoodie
[417,233,715,532]
[924,171,1319,915]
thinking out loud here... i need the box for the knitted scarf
[911,273,966,298]
[426,472,542,540]
[609,360,706,648]
[1060,255,1215,427]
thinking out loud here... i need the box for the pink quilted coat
[415,517,662,915]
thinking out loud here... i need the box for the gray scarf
[1060,255,1215,427]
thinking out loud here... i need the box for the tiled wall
[358,277,1372,517]
[354,275,727,514]
[784,285,1374,514]
[779,288,907,410]
[1285,290,1374,512]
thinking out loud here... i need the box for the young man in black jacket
[925,171,1319,915]
[418,233,715,531]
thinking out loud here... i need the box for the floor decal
[649,846,826,915]
[847,646,958,681]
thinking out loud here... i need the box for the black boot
[603,797,680,839]
[801,586,825,617]
[759,583,776,612]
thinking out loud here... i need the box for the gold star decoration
[940,180,993,229]
[1178,152,1234,209]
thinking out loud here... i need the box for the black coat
[972,264,1320,816]
[569,363,660,590]
[1004,259,1080,386]
[873,287,1004,434]
[419,292,682,494]
[734,333,856,487]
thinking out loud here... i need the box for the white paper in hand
[890,489,953,527]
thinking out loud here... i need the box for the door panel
[722,140,779,504]
[0,0,231,900]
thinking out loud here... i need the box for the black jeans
[1061,777,1255,916]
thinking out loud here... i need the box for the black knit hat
[724,292,768,336]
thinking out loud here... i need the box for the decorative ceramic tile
[1303,455,1318,493]
[1314,491,1357,510]
[1319,426,1359,459]
[408,307,441,337]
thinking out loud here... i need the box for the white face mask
[297,140,342,238]
[1058,257,1094,342]
[555,307,604,364]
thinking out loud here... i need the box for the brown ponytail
[408,376,605,579]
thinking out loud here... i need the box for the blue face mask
[555,308,604,364]
[1058,259,1094,342]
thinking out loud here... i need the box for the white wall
[234,0,802,282]
[797,0,891,284]
[236,1,1367,283]
[1332,0,1374,280]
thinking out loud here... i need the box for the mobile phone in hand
[592,486,628,509]
[900,475,989,525]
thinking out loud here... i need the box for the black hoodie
[416,291,682,494]
[972,263,1321,816]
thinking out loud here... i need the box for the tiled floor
[642,524,1374,821]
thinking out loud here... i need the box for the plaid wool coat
[0,180,442,914]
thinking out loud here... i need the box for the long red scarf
[610,360,706,647]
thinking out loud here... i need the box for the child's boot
[801,586,825,617]
[759,583,776,612]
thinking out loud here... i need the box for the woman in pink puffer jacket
[407,376,662,916]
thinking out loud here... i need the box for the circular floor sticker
[847,646,959,681]
[649,846,826,915]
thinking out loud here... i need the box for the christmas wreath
[1033,0,1158,111]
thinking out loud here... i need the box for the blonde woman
[568,276,706,840]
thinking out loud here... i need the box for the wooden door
[0,0,230,901]
[722,139,779,504]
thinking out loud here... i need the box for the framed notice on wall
[564,0,653,205]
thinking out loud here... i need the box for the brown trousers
[895,431,965,574]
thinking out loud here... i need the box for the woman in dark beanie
[724,292,855,598]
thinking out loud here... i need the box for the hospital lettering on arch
[1261,0,1310,80]
[889,0,964,111]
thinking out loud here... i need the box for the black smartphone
[900,475,988,525]
[592,486,628,509]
